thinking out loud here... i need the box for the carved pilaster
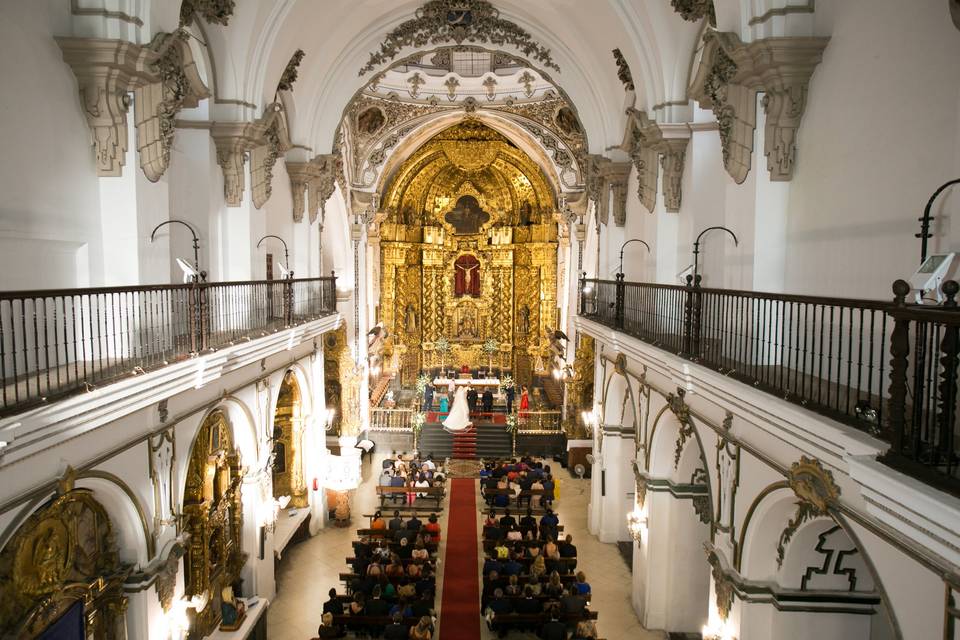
[57,38,154,176]
[134,32,210,182]
[689,32,829,183]
[213,135,248,206]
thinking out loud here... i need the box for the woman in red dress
[519,385,530,419]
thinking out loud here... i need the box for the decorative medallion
[669,0,716,24]
[776,456,841,568]
[359,0,560,76]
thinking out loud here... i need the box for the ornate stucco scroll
[626,109,690,213]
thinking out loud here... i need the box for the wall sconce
[702,620,738,640]
[626,508,646,543]
[165,599,192,640]
[581,409,598,433]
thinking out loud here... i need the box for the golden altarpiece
[0,469,129,639]
[272,371,308,508]
[182,410,246,638]
[378,122,559,387]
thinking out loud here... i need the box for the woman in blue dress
[438,391,449,414]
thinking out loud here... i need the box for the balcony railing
[0,275,337,417]
[580,275,960,496]
[369,407,414,431]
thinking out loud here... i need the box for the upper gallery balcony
[579,275,960,497]
[0,275,338,418]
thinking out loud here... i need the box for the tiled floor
[268,455,665,640]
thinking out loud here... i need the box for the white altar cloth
[433,377,500,387]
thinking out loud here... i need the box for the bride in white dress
[443,385,473,433]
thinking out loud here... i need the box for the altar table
[432,377,501,387]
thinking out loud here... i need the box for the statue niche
[455,302,481,340]
[454,254,481,297]
[272,371,307,508]
[445,195,490,235]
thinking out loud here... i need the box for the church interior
[1,1,959,639]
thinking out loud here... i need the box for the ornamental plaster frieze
[688,31,829,183]
[57,35,210,180]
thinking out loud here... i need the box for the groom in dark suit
[467,386,479,416]
[481,388,494,415]
[423,383,434,411]
[505,384,516,414]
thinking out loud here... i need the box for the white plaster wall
[782,0,960,299]
[0,2,102,289]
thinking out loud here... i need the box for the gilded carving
[273,371,308,507]
[776,456,841,568]
[689,31,829,183]
[0,474,129,638]
[705,545,735,621]
[359,0,559,76]
[182,410,246,637]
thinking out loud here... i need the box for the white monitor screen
[919,254,949,274]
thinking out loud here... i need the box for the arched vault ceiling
[208,0,701,152]
[383,121,554,227]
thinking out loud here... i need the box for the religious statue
[518,305,531,336]
[220,585,246,630]
[445,195,490,234]
[454,254,481,297]
[457,310,478,338]
[356,106,385,135]
[404,303,418,334]
[339,363,363,436]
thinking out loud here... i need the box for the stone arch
[601,367,638,431]
[737,483,901,639]
[74,471,154,566]
[212,396,261,467]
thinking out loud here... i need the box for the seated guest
[389,510,405,532]
[424,514,441,542]
[366,560,383,577]
[540,605,568,640]
[530,554,547,580]
[323,587,344,616]
[493,540,510,560]
[574,571,591,596]
[561,584,587,616]
[544,570,565,597]
[407,513,423,531]
[384,613,409,640]
[558,535,577,571]
[544,537,560,562]
[571,620,598,640]
[386,556,405,578]
[380,468,394,487]
[505,524,522,542]
[500,509,516,530]
[407,561,423,577]
[505,574,521,596]
[484,510,498,528]
[346,594,365,635]
[519,508,538,538]
[390,472,406,503]
[514,585,543,619]
[482,570,506,609]
[409,616,434,640]
[371,511,387,536]
[397,536,414,560]
[541,475,555,507]
[415,474,431,498]
[501,553,522,577]
[485,587,513,630]
[411,591,433,618]
[530,477,545,509]
[317,612,346,639]
[411,541,429,563]
[483,554,502,577]
[493,489,510,508]
[365,585,391,617]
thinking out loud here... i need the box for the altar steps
[418,422,512,460]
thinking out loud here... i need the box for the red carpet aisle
[438,478,481,640]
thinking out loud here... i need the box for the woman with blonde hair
[409,615,433,640]
[572,619,598,640]
[529,553,546,579]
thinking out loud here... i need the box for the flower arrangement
[415,374,430,397]
[482,339,498,354]
[499,375,514,394]
[505,414,518,433]
[411,411,426,436]
[434,336,450,353]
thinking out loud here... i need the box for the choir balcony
[0,275,339,459]
[578,275,960,498]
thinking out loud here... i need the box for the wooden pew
[376,485,445,508]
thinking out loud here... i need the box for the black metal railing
[0,274,337,416]
[580,275,960,495]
